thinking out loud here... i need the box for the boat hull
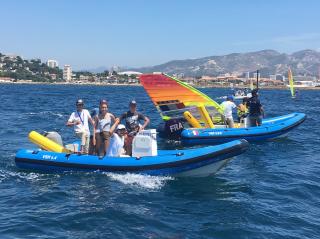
[181,113,306,145]
[15,140,249,177]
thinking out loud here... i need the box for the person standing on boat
[66,99,95,154]
[93,100,119,156]
[106,124,127,157]
[247,89,264,127]
[221,96,237,128]
[120,100,150,155]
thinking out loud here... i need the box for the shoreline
[1,81,320,90]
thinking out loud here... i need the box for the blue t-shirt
[248,97,262,116]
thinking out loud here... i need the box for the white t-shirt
[68,109,91,134]
[221,101,236,119]
[106,133,124,157]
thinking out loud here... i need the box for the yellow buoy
[183,111,202,128]
[28,131,70,153]
[197,105,215,128]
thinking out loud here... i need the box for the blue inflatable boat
[15,140,248,177]
[182,113,306,145]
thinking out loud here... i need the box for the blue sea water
[0,84,319,239]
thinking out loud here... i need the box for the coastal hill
[1,49,320,83]
[0,53,63,82]
[132,49,320,77]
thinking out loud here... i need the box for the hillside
[132,49,320,77]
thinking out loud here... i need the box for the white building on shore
[118,71,142,76]
[63,65,72,82]
[47,59,58,68]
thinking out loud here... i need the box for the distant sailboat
[288,68,295,98]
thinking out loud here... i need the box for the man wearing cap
[220,96,237,128]
[106,124,127,157]
[66,99,95,154]
[247,89,264,127]
[119,100,150,155]
[120,100,150,133]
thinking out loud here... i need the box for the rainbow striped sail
[288,68,295,98]
[139,73,223,121]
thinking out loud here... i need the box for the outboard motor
[43,131,63,146]
[157,118,185,140]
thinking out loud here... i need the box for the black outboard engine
[157,118,185,140]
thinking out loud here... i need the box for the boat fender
[28,131,70,153]
[183,111,202,128]
[197,105,215,128]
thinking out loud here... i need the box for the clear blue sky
[1,0,320,70]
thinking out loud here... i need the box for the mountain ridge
[131,49,320,77]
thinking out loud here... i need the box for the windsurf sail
[288,68,295,98]
[139,73,224,121]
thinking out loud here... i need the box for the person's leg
[226,118,234,128]
[125,135,133,156]
[95,133,102,156]
[84,132,90,154]
[229,118,234,128]
[231,118,235,128]
[257,116,263,126]
[88,135,94,155]
[75,132,85,153]
[103,132,111,156]
[99,132,106,156]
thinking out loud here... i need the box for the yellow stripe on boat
[28,131,70,153]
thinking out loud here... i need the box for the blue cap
[227,95,234,101]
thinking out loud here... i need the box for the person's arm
[140,114,150,131]
[109,114,120,135]
[66,113,80,126]
[119,113,125,123]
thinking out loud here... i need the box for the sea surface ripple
[0,84,319,238]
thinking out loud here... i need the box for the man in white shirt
[106,124,126,157]
[66,99,95,154]
[220,96,237,128]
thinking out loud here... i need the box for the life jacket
[237,103,248,117]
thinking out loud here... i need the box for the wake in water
[0,169,60,183]
[105,172,174,190]
[24,111,65,118]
